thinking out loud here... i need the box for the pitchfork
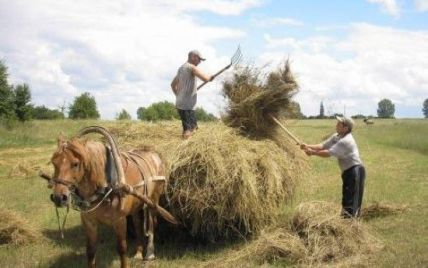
[197,45,242,90]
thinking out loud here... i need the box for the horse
[46,126,177,268]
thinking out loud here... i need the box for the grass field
[0,119,427,267]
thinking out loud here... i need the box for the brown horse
[47,126,177,268]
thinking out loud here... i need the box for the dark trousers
[177,109,197,132]
[341,165,365,218]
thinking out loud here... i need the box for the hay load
[110,123,305,241]
[108,61,305,240]
[222,60,299,138]
[0,207,41,246]
[167,125,300,241]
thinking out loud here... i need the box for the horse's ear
[57,132,65,147]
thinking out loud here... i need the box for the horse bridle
[47,174,112,212]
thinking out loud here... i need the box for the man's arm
[304,148,331,158]
[171,75,179,96]
[191,65,212,83]
[300,143,324,151]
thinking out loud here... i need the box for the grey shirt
[175,62,197,110]
[322,133,363,172]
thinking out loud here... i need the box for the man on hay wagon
[171,50,213,139]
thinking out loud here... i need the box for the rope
[80,188,113,214]
[55,205,69,239]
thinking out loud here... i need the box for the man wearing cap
[300,116,366,218]
[171,50,213,139]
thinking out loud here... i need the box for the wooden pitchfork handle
[197,63,232,90]
[269,114,302,145]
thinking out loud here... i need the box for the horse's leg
[144,208,156,261]
[131,210,144,260]
[82,216,98,268]
[113,217,128,268]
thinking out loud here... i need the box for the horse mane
[66,138,107,187]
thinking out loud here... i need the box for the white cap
[188,50,206,61]
[336,116,354,130]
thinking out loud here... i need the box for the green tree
[116,109,131,120]
[137,101,179,121]
[288,101,305,119]
[31,105,64,120]
[136,107,146,120]
[423,99,428,118]
[13,84,32,121]
[195,107,217,121]
[68,92,100,119]
[0,61,16,120]
[377,98,395,118]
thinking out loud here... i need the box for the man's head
[335,116,354,135]
[188,50,206,66]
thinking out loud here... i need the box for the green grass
[0,119,427,267]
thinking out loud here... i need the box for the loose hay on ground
[291,201,382,264]
[0,207,41,246]
[205,201,382,267]
[108,122,306,241]
[361,201,409,220]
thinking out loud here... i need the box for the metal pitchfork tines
[197,45,242,90]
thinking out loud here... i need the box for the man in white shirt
[300,116,366,218]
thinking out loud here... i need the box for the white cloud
[156,0,264,16]
[254,17,303,27]
[414,0,428,11]
[260,24,428,118]
[367,0,400,17]
[0,0,249,119]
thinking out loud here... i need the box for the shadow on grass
[41,217,239,266]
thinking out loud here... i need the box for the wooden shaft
[197,64,232,90]
[269,115,302,145]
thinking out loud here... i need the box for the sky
[0,0,427,119]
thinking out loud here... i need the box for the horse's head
[49,134,88,207]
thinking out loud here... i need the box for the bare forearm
[192,66,211,82]
[308,149,331,158]
[306,144,323,151]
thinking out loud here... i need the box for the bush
[116,109,131,120]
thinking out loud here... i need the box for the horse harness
[50,146,166,214]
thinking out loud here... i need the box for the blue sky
[0,0,427,118]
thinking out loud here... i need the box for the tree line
[0,61,217,122]
[1,60,428,122]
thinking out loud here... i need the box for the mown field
[0,119,427,267]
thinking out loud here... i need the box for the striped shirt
[175,62,197,110]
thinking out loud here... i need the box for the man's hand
[304,148,313,156]
[300,143,307,150]
[209,75,214,82]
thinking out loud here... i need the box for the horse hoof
[133,252,143,260]
[144,254,156,261]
